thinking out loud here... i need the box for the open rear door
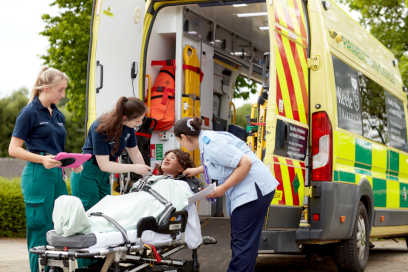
[86,0,145,129]
[263,0,310,229]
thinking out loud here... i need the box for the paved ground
[1,218,407,272]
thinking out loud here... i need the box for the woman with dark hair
[174,117,279,272]
[71,96,151,212]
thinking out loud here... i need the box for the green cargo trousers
[70,159,110,268]
[21,162,68,272]
[70,160,111,211]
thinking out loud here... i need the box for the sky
[0,1,57,98]
[0,1,356,105]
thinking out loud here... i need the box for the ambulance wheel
[334,202,369,272]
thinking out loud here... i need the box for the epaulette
[203,135,211,144]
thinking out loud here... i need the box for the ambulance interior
[145,2,270,137]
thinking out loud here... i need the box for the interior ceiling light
[236,12,268,18]
[259,26,269,31]
[233,4,248,7]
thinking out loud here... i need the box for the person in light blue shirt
[174,117,279,272]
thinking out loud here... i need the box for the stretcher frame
[31,235,202,272]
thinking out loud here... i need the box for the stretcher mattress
[49,203,202,251]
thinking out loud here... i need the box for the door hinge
[307,55,321,71]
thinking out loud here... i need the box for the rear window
[333,55,408,151]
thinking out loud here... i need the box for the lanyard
[200,152,211,185]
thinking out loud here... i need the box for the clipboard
[54,152,92,168]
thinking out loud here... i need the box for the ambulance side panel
[86,0,145,128]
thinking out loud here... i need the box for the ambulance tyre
[334,202,369,272]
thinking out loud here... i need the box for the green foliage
[0,89,29,157]
[234,75,259,99]
[0,177,26,237]
[0,177,72,238]
[40,0,93,121]
[62,109,85,153]
[340,0,408,87]
[235,104,253,128]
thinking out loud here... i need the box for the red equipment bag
[148,60,175,131]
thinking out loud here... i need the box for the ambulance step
[258,230,301,253]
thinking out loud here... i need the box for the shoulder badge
[202,135,211,144]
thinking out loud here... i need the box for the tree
[235,103,253,128]
[40,0,93,122]
[234,75,259,100]
[340,0,408,88]
[0,88,29,157]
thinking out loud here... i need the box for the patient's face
[161,152,184,176]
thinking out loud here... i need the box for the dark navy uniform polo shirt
[83,120,137,161]
[12,96,66,155]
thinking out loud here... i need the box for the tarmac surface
[1,218,407,272]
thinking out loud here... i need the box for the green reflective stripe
[355,139,372,170]
[387,150,399,179]
[373,178,387,207]
[400,183,408,208]
[334,170,355,183]
[355,168,371,176]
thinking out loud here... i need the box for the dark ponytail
[174,117,202,137]
[96,96,146,155]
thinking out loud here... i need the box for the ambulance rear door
[86,0,145,129]
[263,0,310,231]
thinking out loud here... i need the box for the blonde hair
[29,67,69,103]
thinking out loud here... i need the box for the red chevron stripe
[289,40,309,120]
[287,159,299,205]
[277,2,308,122]
[274,157,286,205]
[281,0,294,32]
[276,75,285,116]
[293,0,308,41]
[276,32,300,121]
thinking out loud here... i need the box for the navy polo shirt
[12,96,66,154]
[83,120,137,161]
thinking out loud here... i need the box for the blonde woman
[8,67,74,272]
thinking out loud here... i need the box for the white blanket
[53,176,203,249]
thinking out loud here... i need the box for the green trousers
[70,160,110,268]
[21,162,68,272]
[70,160,111,211]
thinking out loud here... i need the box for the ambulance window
[359,75,388,145]
[385,91,408,151]
[332,55,363,135]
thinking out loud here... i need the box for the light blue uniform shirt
[199,130,279,215]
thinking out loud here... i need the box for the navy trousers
[228,186,275,272]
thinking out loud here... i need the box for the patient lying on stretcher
[52,150,205,249]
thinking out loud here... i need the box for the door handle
[96,60,104,93]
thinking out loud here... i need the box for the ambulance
[85,0,408,271]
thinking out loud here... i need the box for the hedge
[0,177,26,237]
[0,177,71,238]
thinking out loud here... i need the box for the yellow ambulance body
[85,0,407,271]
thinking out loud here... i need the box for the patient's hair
[157,149,194,175]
